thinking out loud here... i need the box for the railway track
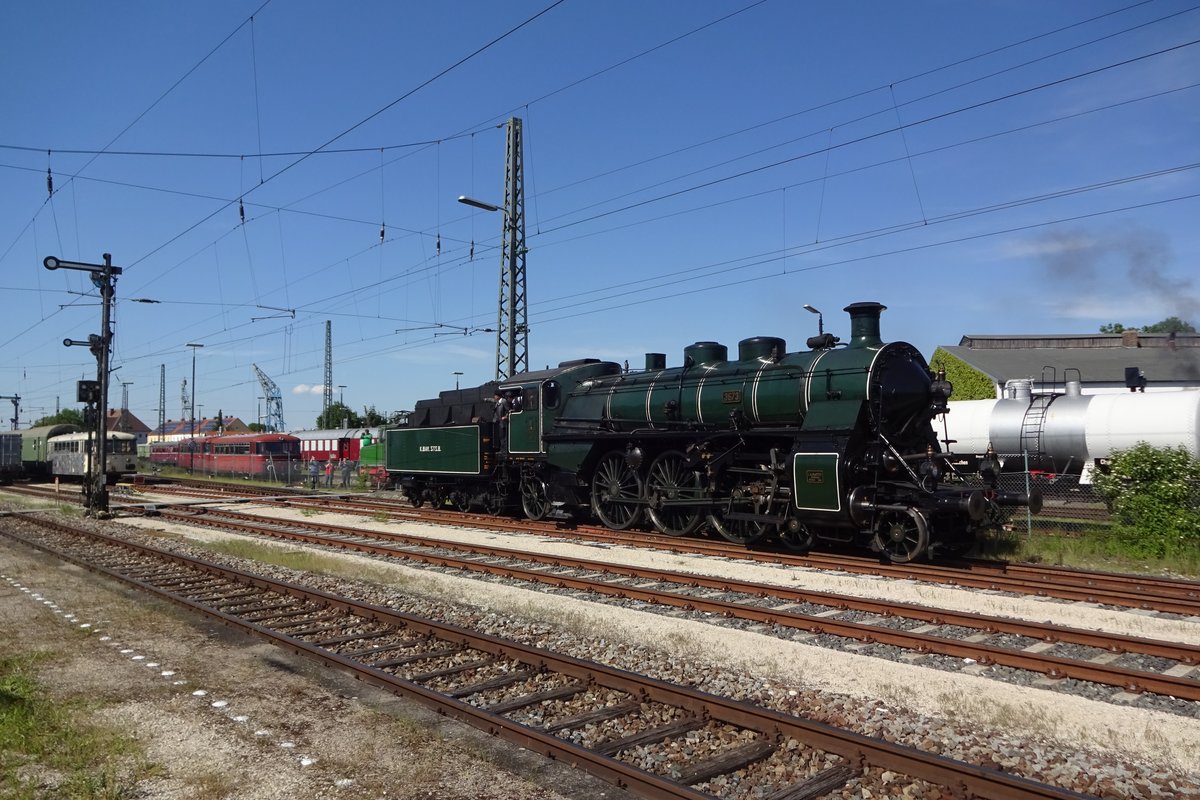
[117,480,1200,616]
[127,503,1200,705]
[0,513,1095,800]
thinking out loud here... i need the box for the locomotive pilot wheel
[645,450,703,536]
[777,520,815,552]
[591,452,644,530]
[872,508,930,563]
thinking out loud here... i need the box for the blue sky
[2,0,1197,430]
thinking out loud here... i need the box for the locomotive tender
[389,302,1037,561]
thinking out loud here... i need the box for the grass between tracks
[976,528,1200,578]
[178,535,404,586]
[0,653,157,800]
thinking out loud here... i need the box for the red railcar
[149,433,299,479]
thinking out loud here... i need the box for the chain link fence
[952,456,1111,538]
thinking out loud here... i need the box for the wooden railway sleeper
[542,699,642,733]
[315,629,392,647]
[594,717,704,757]
[241,605,325,623]
[409,657,497,683]
[271,612,348,631]
[373,645,465,669]
[485,682,586,714]
[763,764,858,800]
[448,668,536,699]
[675,738,776,786]
[337,638,426,659]
[230,600,298,617]
[288,621,360,638]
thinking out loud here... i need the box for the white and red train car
[150,433,299,478]
[291,428,378,464]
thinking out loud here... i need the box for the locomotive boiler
[389,302,1036,561]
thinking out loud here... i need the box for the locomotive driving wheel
[520,477,549,521]
[645,450,703,536]
[872,508,930,563]
[591,452,644,530]
[707,493,776,545]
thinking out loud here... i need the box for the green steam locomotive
[388,302,1037,562]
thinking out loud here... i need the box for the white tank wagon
[939,380,1200,481]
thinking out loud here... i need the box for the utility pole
[46,254,121,516]
[157,365,165,442]
[0,395,19,430]
[323,320,333,416]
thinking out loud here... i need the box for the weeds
[0,655,155,799]
[975,527,1200,577]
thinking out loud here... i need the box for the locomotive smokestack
[843,302,887,349]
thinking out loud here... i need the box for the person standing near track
[308,457,319,490]
[324,459,334,488]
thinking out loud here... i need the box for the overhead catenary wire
[5,2,1196,416]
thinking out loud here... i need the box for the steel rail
[18,480,1200,612]
[174,482,1200,611]
[1,514,1094,800]
[154,505,1200,699]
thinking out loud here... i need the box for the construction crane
[0,394,19,430]
[252,364,285,432]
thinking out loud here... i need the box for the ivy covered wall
[929,348,998,401]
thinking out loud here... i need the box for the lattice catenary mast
[496,117,528,380]
[158,365,165,439]
[323,320,333,414]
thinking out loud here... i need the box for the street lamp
[802,304,824,335]
[457,195,502,213]
[458,181,527,380]
[337,384,346,406]
[187,343,203,472]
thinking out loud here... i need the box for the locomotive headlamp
[979,446,1001,486]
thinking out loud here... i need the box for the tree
[315,402,361,430]
[929,348,996,401]
[1091,443,1200,558]
[1100,317,1194,334]
[360,405,388,426]
[1141,316,1196,334]
[247,422,266,433]
[32,408,85,427]
[214,408,224,433]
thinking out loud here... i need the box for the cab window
[544,380,560,409]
